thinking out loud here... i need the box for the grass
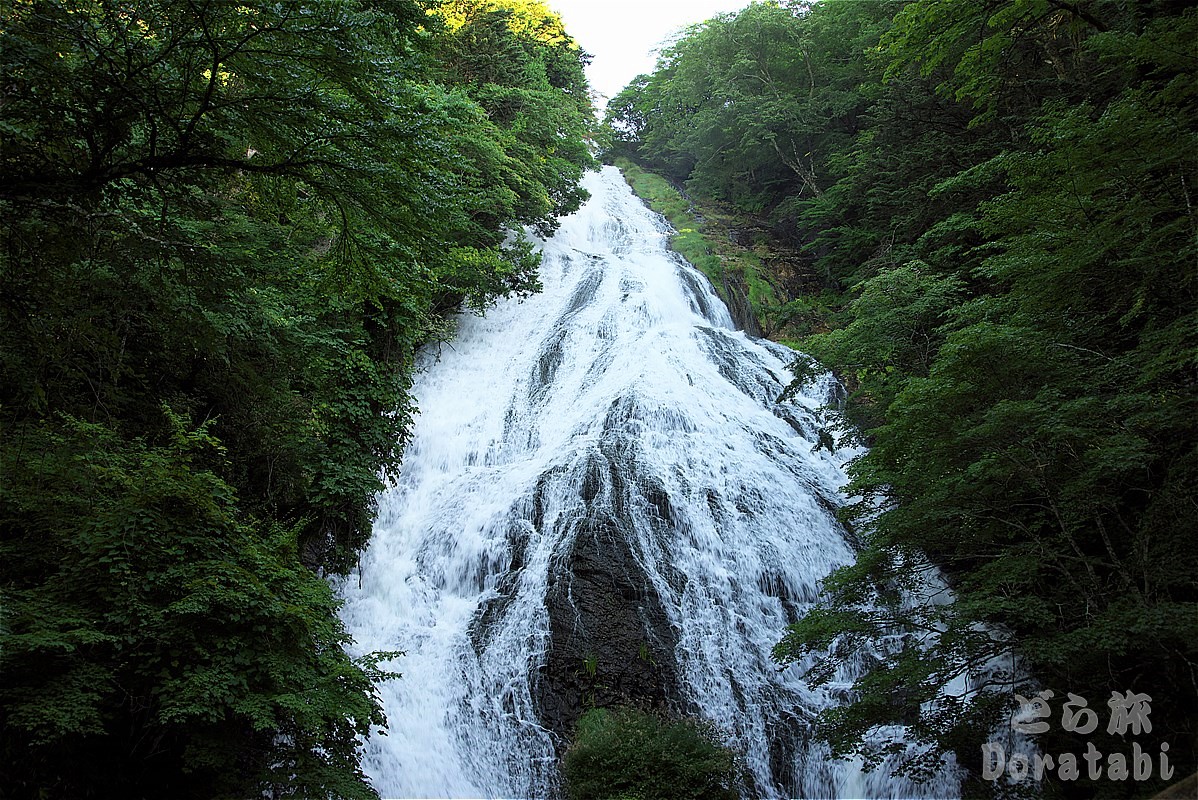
[612,158,784,335]
[613,158,724,283]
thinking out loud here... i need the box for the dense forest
[604,0,1196,797]
[3,0,1195,797]
[0,1,594,797]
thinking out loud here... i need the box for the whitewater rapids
[336,166,959,799]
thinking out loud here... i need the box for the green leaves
[781,1,1197,787]
[605,2,894,226]
[791,263,964,431]
[562,708,740,800]
[609,0,1198,794]
[1,412,396,798]
[2,0,596,796]
[429,0,597,236]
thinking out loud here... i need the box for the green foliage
[1,413,397,798]
[794,3,1198,795]
[615,158,722,281]
[789,262,964,429]
[428,0,597,236]
[1,0,594,796]
[614,157,790,334]
[613,0,1198,795]
[605,1,897,223]
[562,708,740,800]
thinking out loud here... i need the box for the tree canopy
[0,0,594,796]
[606,1,1197,796]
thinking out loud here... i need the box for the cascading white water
[337,166,961,799]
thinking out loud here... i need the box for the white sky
[548,0,750,107]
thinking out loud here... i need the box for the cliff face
[533,449,681,741]
[538,513,680,740]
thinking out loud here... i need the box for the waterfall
[336,166,960,799]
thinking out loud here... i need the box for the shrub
[562,707,740,800]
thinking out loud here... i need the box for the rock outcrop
[534,445,682,742]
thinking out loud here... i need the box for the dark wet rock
[565,269,602,315]
[767,709,811,799]
[533,448,682,742]
[676,265,718,322]
[771,403,820,443]
[531,328,568,403]
[720,272,762,337]
[536,514,680,742]
[694,326,780,404]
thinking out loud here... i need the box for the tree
[605,0,1198,795]
[1,416,395,799]
[776,2,1198,796]
[428,0,597,235]
[1,0,596,796]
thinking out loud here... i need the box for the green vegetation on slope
[615,157,722,282]
[605,0,1198,796]
[0,1,594,797]
[614,157,813,340]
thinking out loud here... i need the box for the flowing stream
[337,166,960,799]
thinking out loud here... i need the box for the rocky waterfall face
[336,167,958,799]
